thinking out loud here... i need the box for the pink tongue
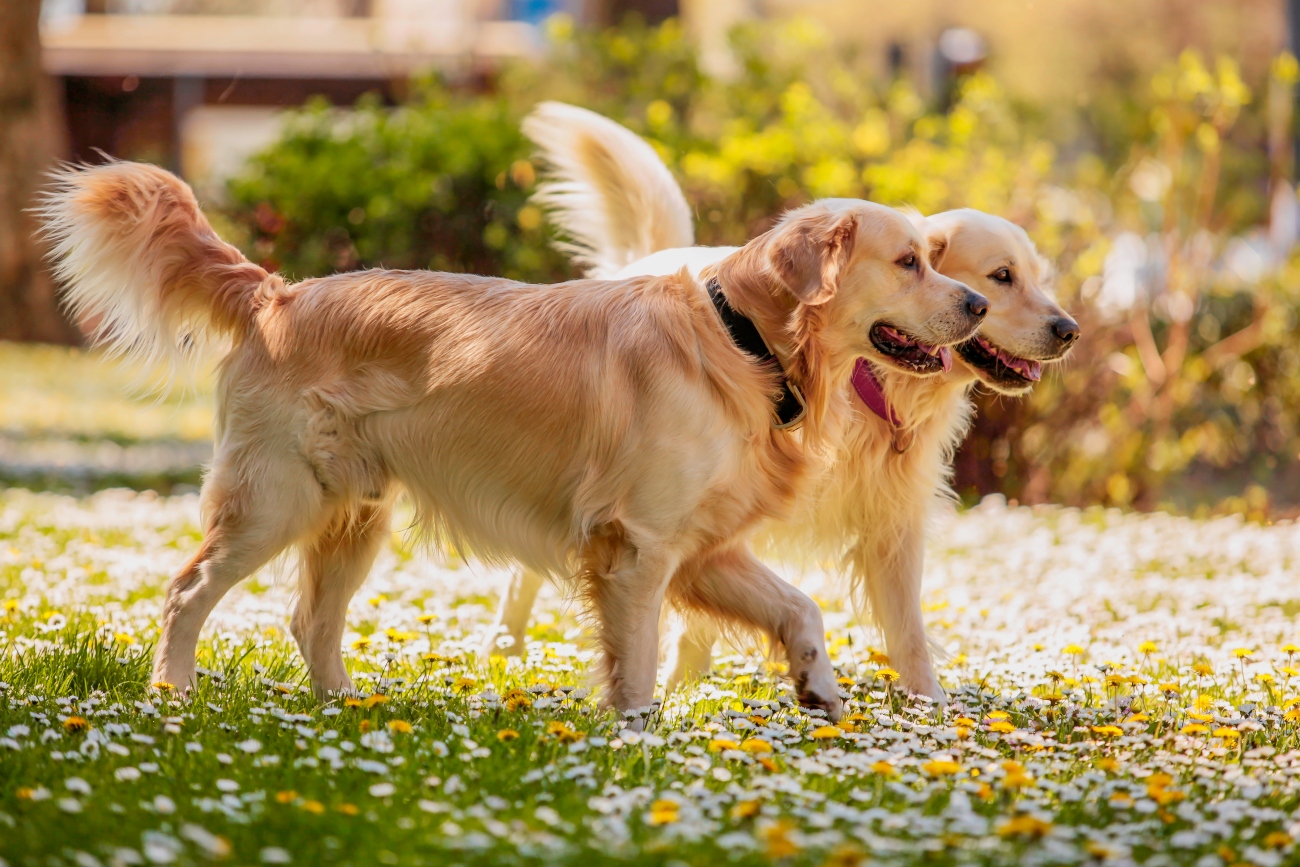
[940,346,952,372]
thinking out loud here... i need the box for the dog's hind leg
[480,567,545,660]
[670,548,843,721]
[153,452,325,693]
[292,500,393,697]
[661,613,717,693]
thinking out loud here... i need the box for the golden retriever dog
[41,160,989,721]
[484,103,1079,702]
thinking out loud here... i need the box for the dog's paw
[903,676,947,706]
[480,631,525,660]
[796,686,844,723]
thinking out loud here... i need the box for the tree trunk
[0,0,80,344]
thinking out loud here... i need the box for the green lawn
[3,487,1300,866]
[3,344,1300,866]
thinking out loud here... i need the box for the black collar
[706,276,806,430]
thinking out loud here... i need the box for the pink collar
[851,357,901,427]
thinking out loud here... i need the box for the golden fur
[41,160,986,720]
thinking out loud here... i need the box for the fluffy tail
[39,160,271,370]
[523,102,694,277]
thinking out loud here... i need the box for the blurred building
[39,0,679,197]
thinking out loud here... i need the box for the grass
[2,489,1300,866]
[4,343,1300,866]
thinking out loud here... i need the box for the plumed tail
[523,101,694,277]
[38,160,271,373]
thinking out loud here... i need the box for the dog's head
[923,209,1079,395]
[755,199,989,377]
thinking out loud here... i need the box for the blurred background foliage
[222,16,1300,517]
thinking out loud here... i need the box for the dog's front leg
[660,613,718,693]
[671,548,843,721]
[848,515,945,703]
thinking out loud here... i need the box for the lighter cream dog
[484,103,1079,701]
[42,161,988,720]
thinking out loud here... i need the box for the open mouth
[869,324,953,375]
[956,335,1043,387]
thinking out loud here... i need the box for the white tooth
[940,347,952,372]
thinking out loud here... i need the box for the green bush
[224,18,1300,515]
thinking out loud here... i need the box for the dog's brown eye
[898,253,917,270]
[990,267,1012,284]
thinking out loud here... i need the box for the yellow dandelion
[1146,773,1185,805]
[1159,682,1182,695]
[1063,644,1085,656]
[1212,727,1240,739]
[954,716,976,726]
[730,800,761,820]
[1180,723,1209,735]
[350,636,372,650]
[417,613,437,624]
[362,694,388,709]
[62,716,90,733]
[997,815,1052,839]
[874,668,900,683]
[921,759,961,776]
[301,800,325,814]
[868,651,890,665]
[343,697,363,708]
[809,726,842,740]
[275,790,297,804]
[1264,831,1293,849]
[336,803,359,816]
[1096,758,1119,774]
[453,677,477,692]
[870,760,897,777]
[1233,648,1254,659]
[647,799,679,826]
[741,738,773,754]
[1090,725,1123,737]
[368,595,387,607]
[1001,760,1034,789]
[1285,708,1300,722]
[1192,662,1214,676]
[387,720,413,734]
[987,720,1016,734]
[497,729,519,742]
[761,820,799,859]
[708,738,740,753]
[1138,641,1158,654]
[986,710,1010,720]
[113,632,135,645]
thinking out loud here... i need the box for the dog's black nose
[1051,317,1081,343]
[966,292,989,318]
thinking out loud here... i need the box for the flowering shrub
[226,19,1300,514]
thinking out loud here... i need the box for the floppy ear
[768,210,858,306]
[925,226,950,271]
